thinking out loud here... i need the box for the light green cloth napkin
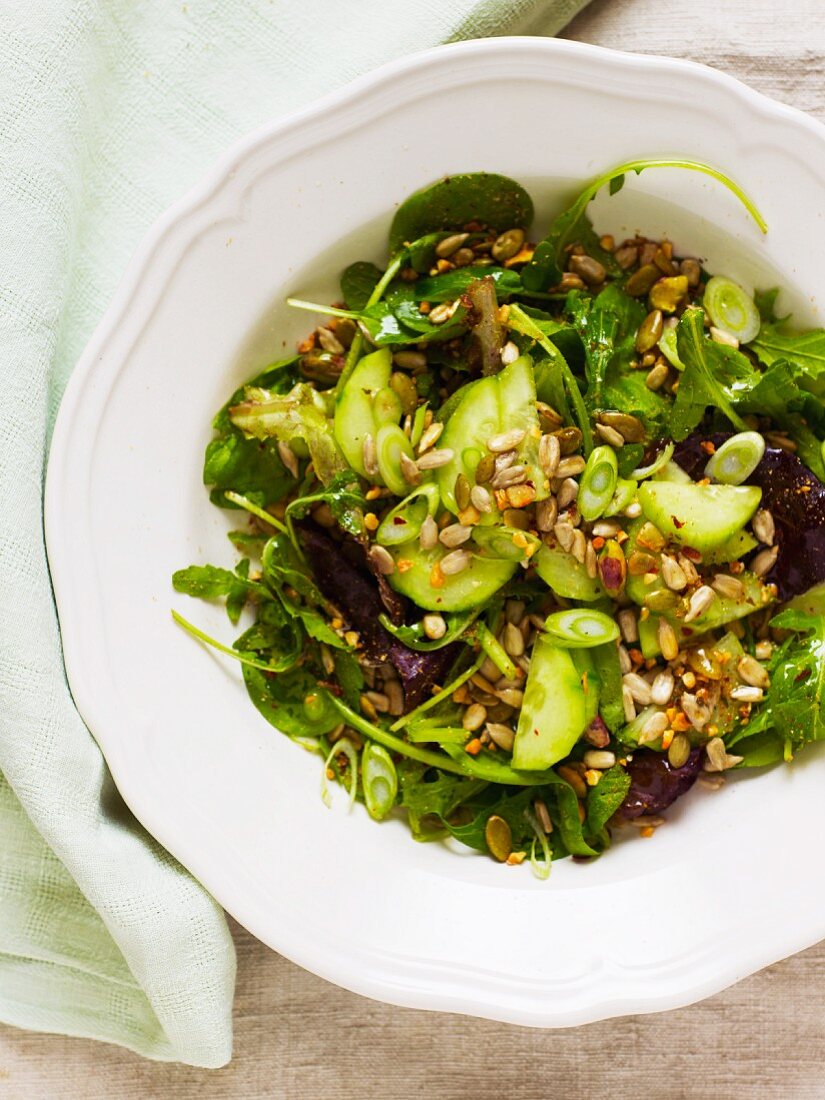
[0,0,590,1067]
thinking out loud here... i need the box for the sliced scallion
[577,445,618,521]
[703,276,761,344]
[544,608,620,648]
[704,431,765,485]
[605,477,638,516]
[631,441,675,481]
[321,737,359,810]
[410,403,429,449]
[376,423,415,496]
[361,743,398,820]
[657,326,684,370]
[375,483,440,547]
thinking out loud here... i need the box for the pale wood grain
[3,6,825,1096]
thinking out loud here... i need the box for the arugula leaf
[340,261,382,310]
[332,650,364,711]
[522,157,766,292]
[226,559,251,625]
[283,470,366,538]
[585,765,631,833]
[397,760,489,840]
[234,601,304,672]
[758,609,825,749]
[671,309,750,439]
[750,321,825,399]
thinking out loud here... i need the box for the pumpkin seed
[554,426,584,455]
[485,814,513,861]
[635,309,664,353]
[454,473,471,511]
[645,362,670,391]
[393,350,427,370]
[474,453,495,484]
[625,263,660,297]
[667,732,691,769]
[597,411,645,443]
[491,228,525,262]
[649,275,688,313]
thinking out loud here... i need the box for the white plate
[46,38,825,1026]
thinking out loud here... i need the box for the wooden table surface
[4,1,825,1096]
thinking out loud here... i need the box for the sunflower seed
[705,736,728,771]
[400,451,421,486]
[416,447,454,471]
[751,545,779,577]
[571,528,587,564]
[491,465,527,490]
[711,573,744,600]
[539,432,561,478]
[440,549,471,575]
[486,723,515,752]
[639,711,668,744]
[650,669,675,706]
[618,644,632,674]
[684,585,716,623]
[737,655,770,689]
[583,750,615,769]
[593,519,621,538]
[502,621,525,659]
[362,434,379,477]
[368,545,395,575]
[422,613,447,639]
[752,509,775,546]
[661,554,688,591]
[535,497,558,532]
[419,514,438,550]
[500,341,520,365]
[622,683,637,722]
[710,326,739,348]
[554,521,575,553]
[598,411,645,443]
[487,428,526,453]
[470,485,493,513]
[429,300,458,325]
[623,672,652,705]
[557,478,579,510]
[730,684,764,702]
[595,423,625,448]
[534,798,553,833]
[435,232,469,258]
[439,523,473,548]
[418,422,444,454]
[393,350,427,370]
[462,702,487,731]
[645,363,670,391]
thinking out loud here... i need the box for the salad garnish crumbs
[172,160,825,874]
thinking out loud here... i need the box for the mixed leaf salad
[174,159,825,875]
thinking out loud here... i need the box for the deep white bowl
[47,38,825,1026]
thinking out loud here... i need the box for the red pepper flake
[671,514,686,529]
[700,441,716,454]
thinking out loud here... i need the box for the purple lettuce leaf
[674,432,825,600]
[618,747,703,819]
[299,523,459,708]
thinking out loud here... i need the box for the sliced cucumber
[387,540,516,612]
[333,348,392,476]
[637,480,762,552]
[512,637,586,770]
[702,529,758,564]
[435,356,546,514]
[534,544,605,601]
[571,649,600,726]
[653,460,692,484]
[638,572,774,657]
